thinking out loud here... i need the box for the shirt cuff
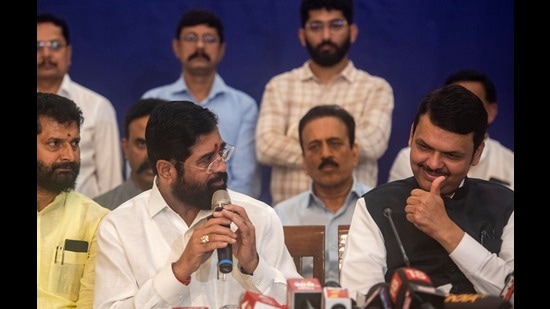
[449,233,491,275]
[154,263,188,304]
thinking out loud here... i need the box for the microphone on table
[362,282,393,309]
[383,208,410,268]
[211,189,233,275]
[499,271,514,305]
[443,293,512,308]
[287,278,323,309]
[322,281,352,309]
[389,267,446,309]
[383,208,445,308]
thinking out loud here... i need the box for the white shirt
[94,181,301,308]
[340,197,514,301]
[387,137,514,190]
[54,74,123,198]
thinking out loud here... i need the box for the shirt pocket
[48,241,88,302]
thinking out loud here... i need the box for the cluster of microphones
[217,191,514,309]
[240,271,513,309]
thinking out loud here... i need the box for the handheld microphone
[362,282,393,309]
[211,189,233,274]
[383,208,410,267]
[389,267,446,309]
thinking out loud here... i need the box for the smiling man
[340,84,514,304]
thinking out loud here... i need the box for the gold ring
[200,234,210,244]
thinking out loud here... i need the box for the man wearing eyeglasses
[141,8,261,199]
[94,100,301,308]
[37,13,123,199]
[256,0,394,205]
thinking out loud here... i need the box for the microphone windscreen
[362,282,392,309]
[287,278,323,309]
[322,286,351,309]
[241,290,285,309]
[390,267,446,309]
[444,294,512,309]
[324,280,341,288]
[211,189,231,210]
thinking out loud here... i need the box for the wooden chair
[283,225,326,284]
[338,224,350,274]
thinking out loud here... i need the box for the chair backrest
[338,224,351,274]
[283,225,326,284]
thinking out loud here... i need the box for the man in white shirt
[388,69,513,190]
[94,100,300,308]
[38,13,122,198]
[341,85,513,303]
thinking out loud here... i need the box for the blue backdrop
[37,0,514,204]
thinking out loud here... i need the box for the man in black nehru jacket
[340,84,514,302]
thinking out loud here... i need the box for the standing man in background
[256,0,394,204]
[38,92,110,308]
[94,98,166,209]
[274,104,371,283]
[142,8,261,198]
[387,69,514,190]
[37,13,123,198]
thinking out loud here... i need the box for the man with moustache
[274,105,372,283]
[37,92,110,308]
[340,85,514,302]
[94,98,167,210]
[37,13,123,199]
[142,8,261,199]
[256,0,394,204]
[93,101,300,308]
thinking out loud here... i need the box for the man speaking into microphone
[94,100,301,308]
[340,84,514,304]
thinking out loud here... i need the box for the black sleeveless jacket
[363,177,514,293]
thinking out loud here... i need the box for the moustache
[51,161,79,174]
[188,51,211,62]
[316,41,338,50]
[420,164,449,177]
[319,159,339,169]
[135,160,152,175]
[38,58,57,68]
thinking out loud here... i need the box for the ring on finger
[200,234,210,244]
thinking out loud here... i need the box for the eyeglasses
[37,40,67,52]
[305,19,347,33]
[176,143,234,174]
[180,33,219,44]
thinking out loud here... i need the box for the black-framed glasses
[37,40,67,52]
[180,32,219,44]
[176,143,234,174]
[305,19,347,33]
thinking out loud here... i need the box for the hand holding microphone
[210,189,259,276]
[211,189,234,274]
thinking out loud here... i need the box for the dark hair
[300,0,354,27]
[412,84,488,152]
[175,8,225,43]
[145,101,219,175]
[298,104,355,152]
[37,13,70,45]
[37,92,83,134]
[445,69,497,104]
[124,98,168,138]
